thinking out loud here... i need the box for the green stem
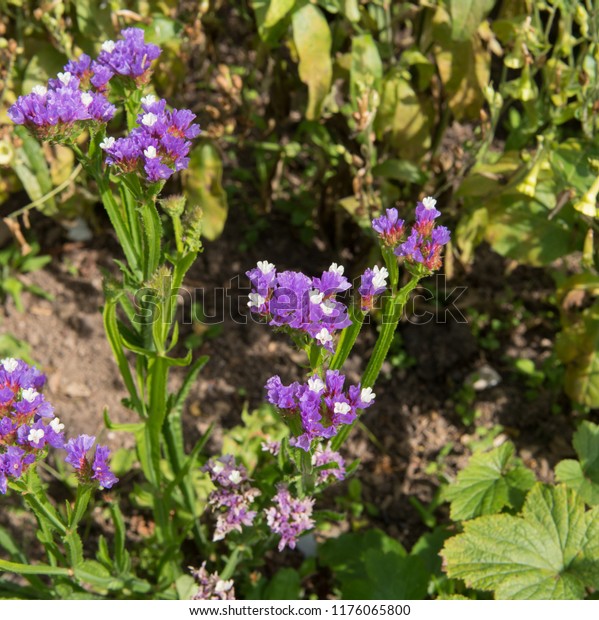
[329,303,365,371]
[331,275,420,451]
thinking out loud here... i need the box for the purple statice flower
[265,371,375,452]
[358,265,389,311]
[0,358,67,494]
[202,454,249,488]
[101,94,200,183]
[372,208,405,247]
[190,563,235,600]
[8,73,116,141]
[203,454,260,541]
[312,445,346,485]
[247,262,352,353]
[261,440,281,456]
[63,54,94,86]
[394,197,451,272]
[64,434,118,489]
[92,445,119,489]
[209,486,261,541]
[91,28,161,88]
[264,485,314,552]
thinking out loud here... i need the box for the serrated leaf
[556,422,599,505]
[292,4,332,120]
[443,484,599,599]
[182,143,228,241]
[445,442,535,521]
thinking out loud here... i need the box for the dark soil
[0,202,582,553]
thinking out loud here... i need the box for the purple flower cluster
[371,198,451,272]
[101,95,200,182]
[90,28,161,89]
[64,434,118,489]
[203,455,260,541]
[247,261,352,352]
[0,358,117,493]
[190,563,235,600]
[8,72,115,140]
[265,371,375,451]
[264,484,315,552]
[0,358,62,494]
[312,445,346,485]
[358,265,389,311]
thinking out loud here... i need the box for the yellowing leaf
[292,4,332,120]
[432,7,490,120]
[448,0,495,41]
[182,143,228,241]
[374,69,433,162]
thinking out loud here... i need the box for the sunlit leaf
[350,34,383,107]
[443,484,599,599]
[182,142,228,241]
[292,4,332,120]
[448,0,495,41]
[556,422,599,505]
[445,442,535,521]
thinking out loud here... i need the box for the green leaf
[372,159,428,185]
[252,0,295,43]
[374,69,433,162]
[445,442,536,520]
[292,4,332,120]
[11,126,56,215]
[442,484,599,599]
[182,143,228,241]
[263,568,301,599]
[551,139,599,197]
[556,305,599,407]
[556,422,599,505]
[350,34,383,107]
[448,0,495,41]
[319,529,429,599]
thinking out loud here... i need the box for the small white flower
[80,92,93,107]
[49,417,65,433]
[228,470,242,484]
[334,402,351,415]
[315,328,332,346]
[214,580,234,594]
[21,388,39,403]
[309,289,324,304]
[320,300,335,316]
[100,136,115,150]
[308,376,325,393]
[329,263,344,275]
[372,265,389,289]
[212,462,225,475]
[422,196,437,210]
[141,94,157,106]
[141,112,158,127]
[32,85,47,96]
[101,40,116,53]
[28,428,45,445]
[360,387,376,404]
[57,71,72,85]
[247,292,266,308]
[1,358,18,373]
[257,260,275,274]
[144,146,157,159]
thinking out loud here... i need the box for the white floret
[360,387,376,404]
[101,40,116,53]
[257,260,275,274]
[422,196,437,210]
[28,428,45,445]
[141,112,158,127]
[328,263,344,275]
[99,136,115,150]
